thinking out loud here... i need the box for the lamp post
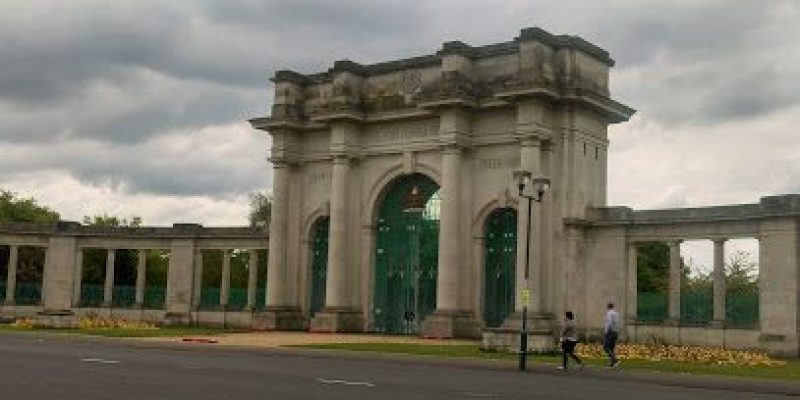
[512,170,550,372]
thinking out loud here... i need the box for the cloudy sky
[1,0,798,260]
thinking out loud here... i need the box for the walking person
[558,311,583,371]
[603,302,620,368]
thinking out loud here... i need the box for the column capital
[667,239,683,248]
[440,143,463,155]
[712,237,728,245]
[520,137,541,148]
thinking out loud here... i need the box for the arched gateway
[250,27,634,340]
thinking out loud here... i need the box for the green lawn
[290,343,800,381]
[0,324,228,338]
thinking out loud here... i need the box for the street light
[512,170,550,372]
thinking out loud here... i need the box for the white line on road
[80,358,121,364]
[460,392,499,398]
[317,378,375,388]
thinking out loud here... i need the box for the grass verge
[0,324,228,338]
[289,343,800,381]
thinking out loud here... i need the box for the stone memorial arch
[250,27,635,340]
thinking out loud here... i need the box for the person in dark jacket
[558,311,583,371]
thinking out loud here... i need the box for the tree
[0,189,59,224]
[82,214,142,227]
[726,250,759,295]
[248,191,272,228]
[0,190,59,293]
[80,215,151,300]
[637,241,669,293]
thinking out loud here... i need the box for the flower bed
[576,343,785,367]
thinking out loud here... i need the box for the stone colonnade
[584,195,800,356]
[0,222,268,328]
[625,238,731,325]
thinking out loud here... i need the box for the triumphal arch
[250,27,635,342]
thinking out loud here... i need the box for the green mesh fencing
[14,282,42,305]
[726,291,759,327]
[637,292,667,323]
[228,287,247,310]
[483,208,516,329]
[680,288,713,324]
[144,286,166,309]
[310,218,329,318]
[374,174,439,334]
[199,287,221,310]
[255,287,266,311]
[80,283,104,307]
[112,285,136,308]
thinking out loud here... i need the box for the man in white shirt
[603,302,620,368]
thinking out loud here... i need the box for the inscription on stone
[479,155,520,170]
[375,120,439,143]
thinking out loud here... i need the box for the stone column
[711,238,727,326]
[4,245,19,306]
[192,250,203,310]
[135,249,146,308]
[667,240,682,323]
[266,162,288,310]
[436,145,461,312]
[72,248,83,307]
[42,237,78,314]
[165,237,197,324]
[220,249,231,309]
[259,159,304,330]
[626,243,638,322]
[422,140,477,339]
[325,155,349,309]
[246,249,258,311]
[103,249,116,308]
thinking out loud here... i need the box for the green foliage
[0,189,59,224]
[637,241,669,293]
[248,191,272,228]
[82,214,142,227]
[80,215,161,289]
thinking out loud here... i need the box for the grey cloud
[0,129,270,197]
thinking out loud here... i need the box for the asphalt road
[0,333,794,400]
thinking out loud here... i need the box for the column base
[481,311,557,353]
[252,306,306,331]
[709,319,725,329]
[163,312,193,326]
[420,310,480,339]
[309,307,364,333]
[35,310,76,329]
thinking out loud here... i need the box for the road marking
[80,358,121,364]
[316,378,375,388]
[460,392,499,398]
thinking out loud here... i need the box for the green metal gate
[374,174,439,334]
[310,217,329,317]
[483,208,517,328]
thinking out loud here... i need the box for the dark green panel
[374,173,439,334]
[310,217,329,317]
[483,208,517,328]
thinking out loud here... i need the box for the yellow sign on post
[521,289,530,306]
